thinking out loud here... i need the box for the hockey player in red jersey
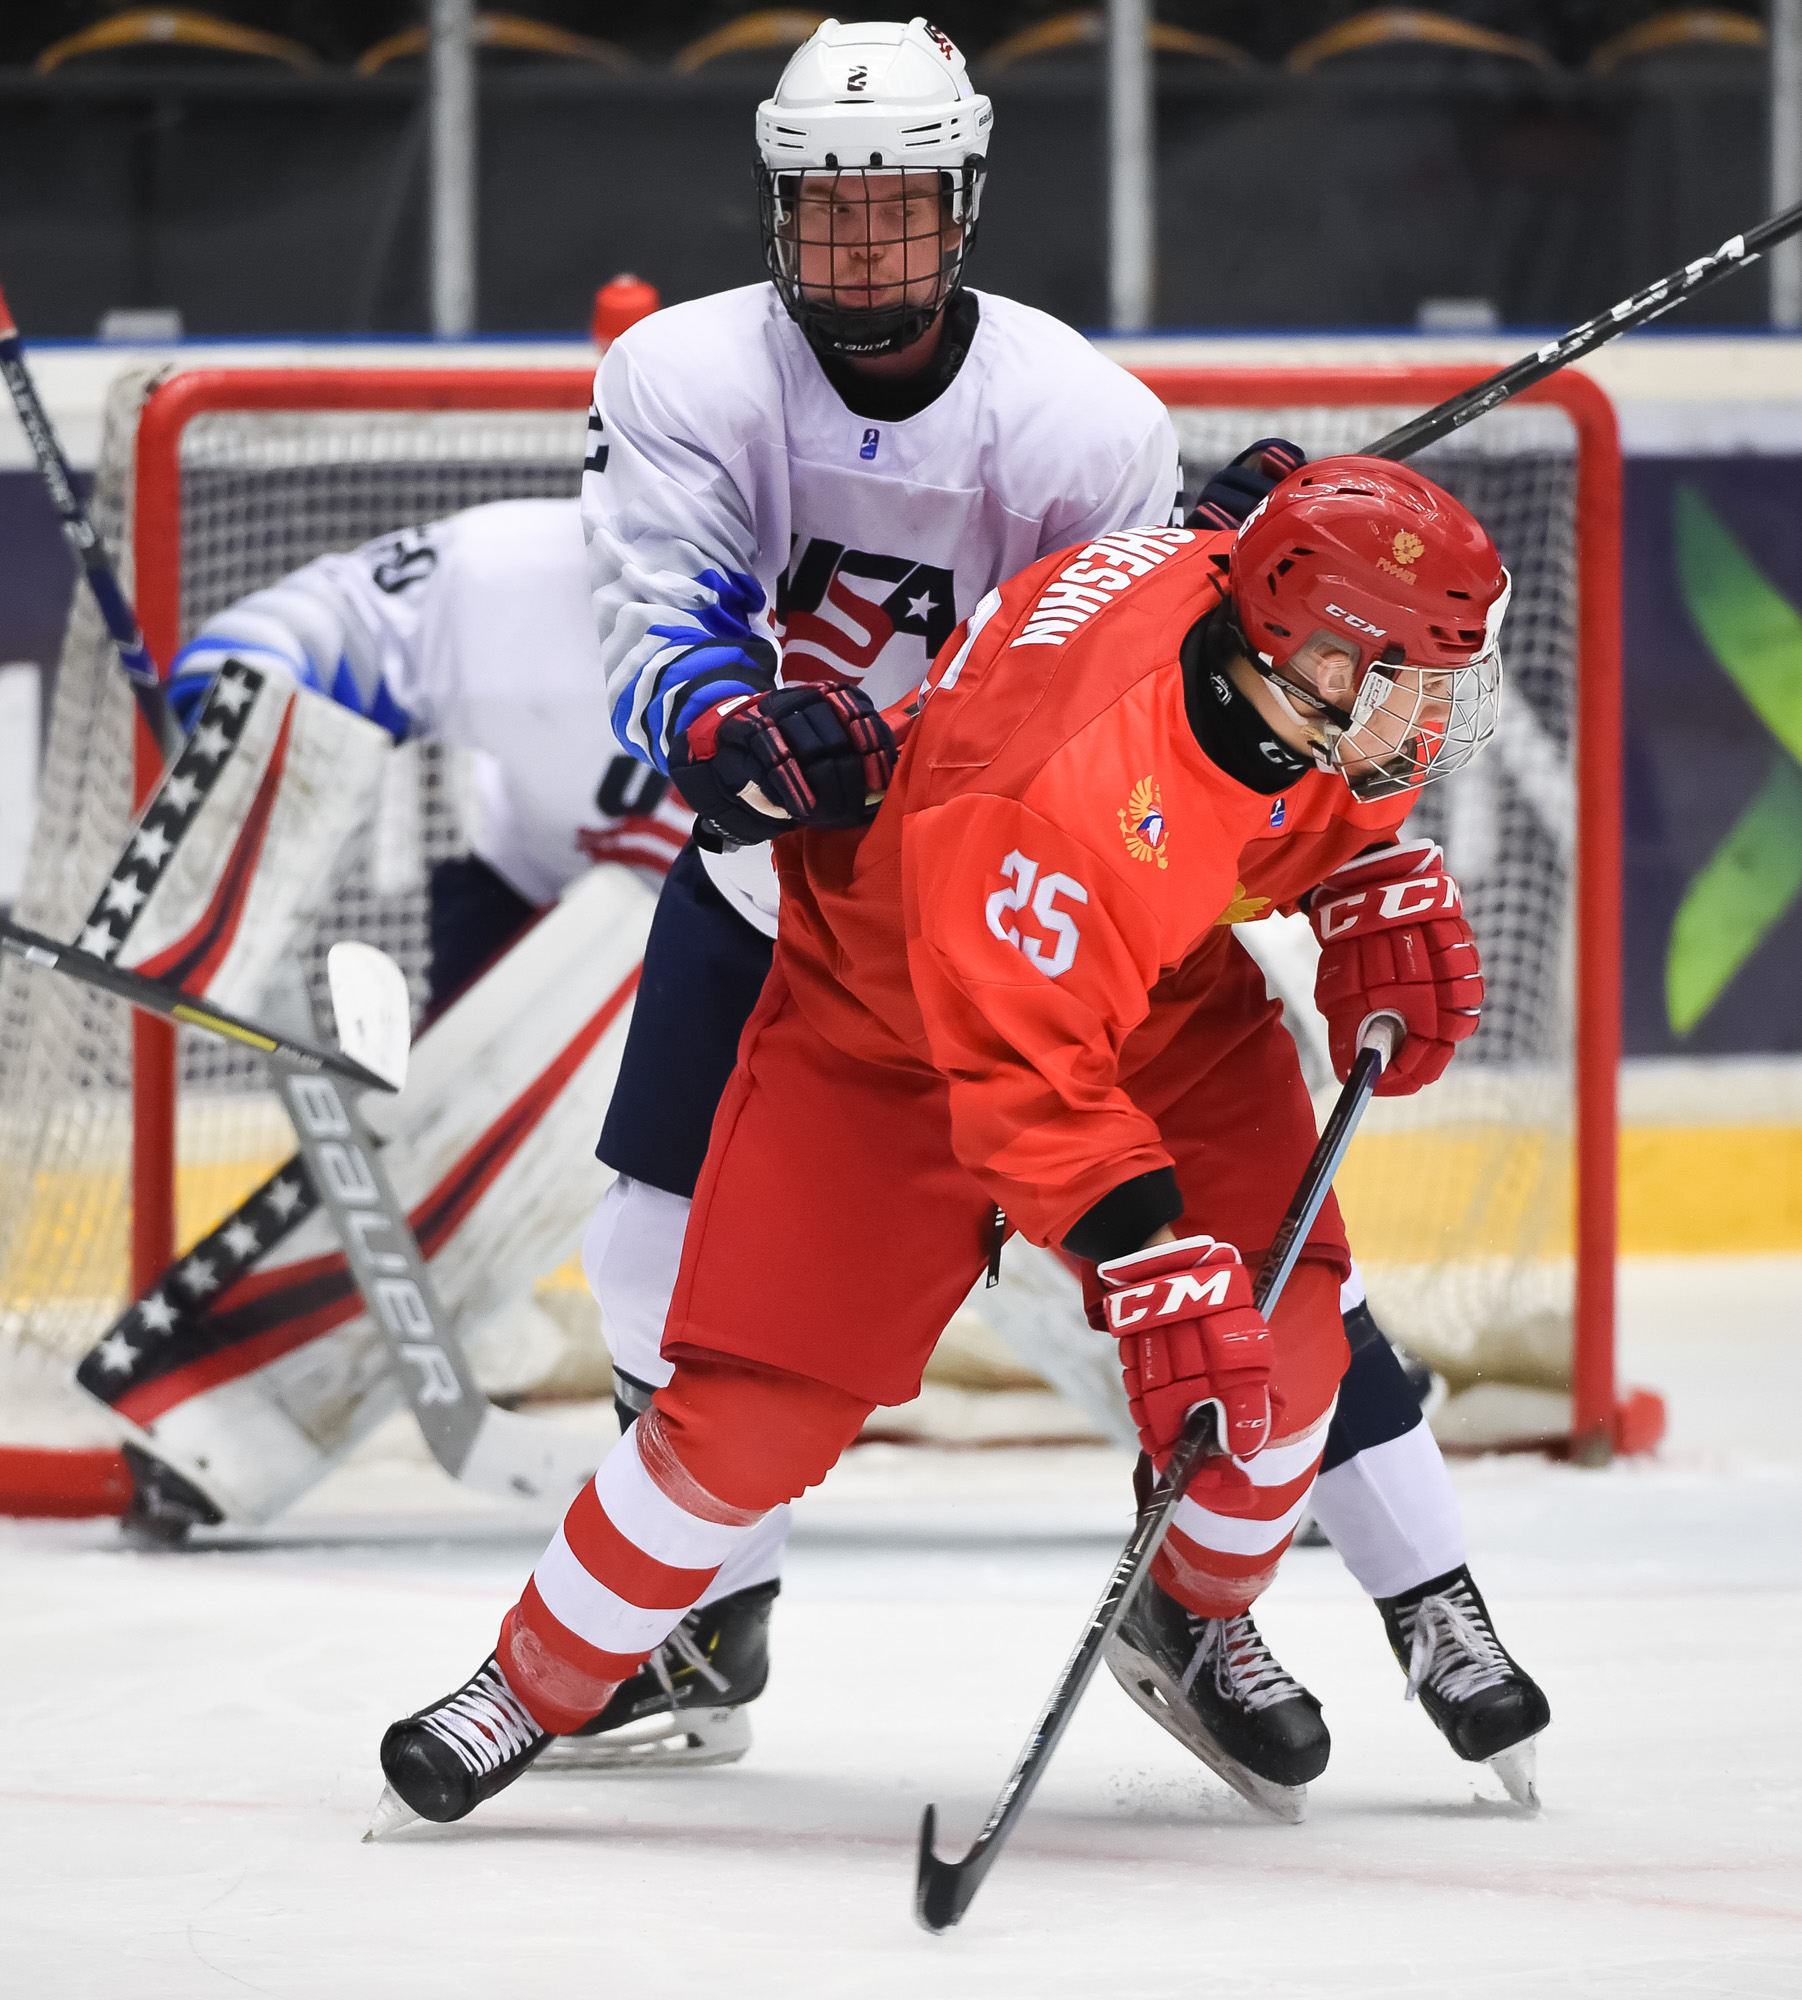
[378,455,1549,1831]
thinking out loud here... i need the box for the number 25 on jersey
[985,851,1087,979]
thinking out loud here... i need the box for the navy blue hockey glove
[669,683,898,846]
[1186,437,1307,532]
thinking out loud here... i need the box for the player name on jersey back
[1009,528,1196,649]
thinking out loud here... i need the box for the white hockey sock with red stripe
[1154,1402,1336,1617]
[500,1408,766,1732]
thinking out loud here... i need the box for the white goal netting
[1172,399,1583,1390]
[0,368,1594,1458]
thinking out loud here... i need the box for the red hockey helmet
[1226,455,1508,800]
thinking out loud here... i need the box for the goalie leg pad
[94,663,389,1012]
[78,865,654,1524]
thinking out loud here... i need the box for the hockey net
[0,360,1623,1499]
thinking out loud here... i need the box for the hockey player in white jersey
[375,18,1546,1824]
[163,494,691,997]
[80,497,690,1539]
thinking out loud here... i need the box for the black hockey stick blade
[913,1015,1401,1932]
[1363,197,1802,464]
[0,916,398,1093]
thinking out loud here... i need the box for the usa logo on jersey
[776,539,956,687]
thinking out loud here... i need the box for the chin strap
[1257,664,1353,773]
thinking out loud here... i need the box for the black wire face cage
[757,161,986,358]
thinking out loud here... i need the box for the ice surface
[4,1260,1799,1997]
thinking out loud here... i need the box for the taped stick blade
[327,942,411,1091]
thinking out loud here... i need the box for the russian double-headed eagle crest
[1392,529,1424,567]
[1118,776,1170,868]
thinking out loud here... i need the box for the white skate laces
[419,1660,542,1776]
[1179,1613,1306,1714]
[648,1613,732,1705]
[1399,1581,1512,1706]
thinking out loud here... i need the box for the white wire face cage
[757,161,985,357]
[1332,644,1504,800]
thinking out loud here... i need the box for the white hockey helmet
[756,19,993,358]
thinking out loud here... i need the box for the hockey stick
[0,915,403,1094]
[269,1050,610,1508]
[20,921,611,1506]
[1363,196,1802,462]
[914,1013,1403,1934]
[0,285,182,764]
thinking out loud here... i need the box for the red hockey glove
[670,683,898,845]
[1309,839,1482,1097]
[1097,1234,1277,1508]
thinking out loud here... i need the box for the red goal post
[1133,366,1624,1460]
[102,360,1625,1473]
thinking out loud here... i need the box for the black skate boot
[534,1580,777,1774]
[1105,1578,1329,1822]
[118,1441,223,1547]
[368,1655,548,1838]
[1377,1565,1550,1809]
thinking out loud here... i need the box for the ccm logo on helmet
[1314,875,1463,939]
[1105,1267,1235,1329]
[1325,602,1387,638]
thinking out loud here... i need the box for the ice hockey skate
[533,1580,776,1774]
[1377,1565,1550,1809]
[368,1656,548,1838]
[1105,1577,1330,1823]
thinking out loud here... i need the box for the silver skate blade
[1486,1735,1541,1812]
[532,1704,752,1774]
[362,1782,421,1842]
[1105,1640,1308,1825]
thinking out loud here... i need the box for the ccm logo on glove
[1308,838,1482,1096]
[1096,1233,1278,1504]
[1103,1262,1235,1329]
[1313,869,1463,938]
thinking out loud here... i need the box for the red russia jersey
[776,524,1411,1249]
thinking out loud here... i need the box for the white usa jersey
[170,498,692,907]
[584,282,1181,931]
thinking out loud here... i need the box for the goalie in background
[75,495,687,1549]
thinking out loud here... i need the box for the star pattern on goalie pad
[208,672,255,715]
[93,1331,138,1375]
[264,1174,305,1220]
[221,1218,261,1260]
[77,1150,323,1414]
[137,1292,177,1335]
[129,823,173,867]
[176,1255,218,1298]
[80,662,266,962]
